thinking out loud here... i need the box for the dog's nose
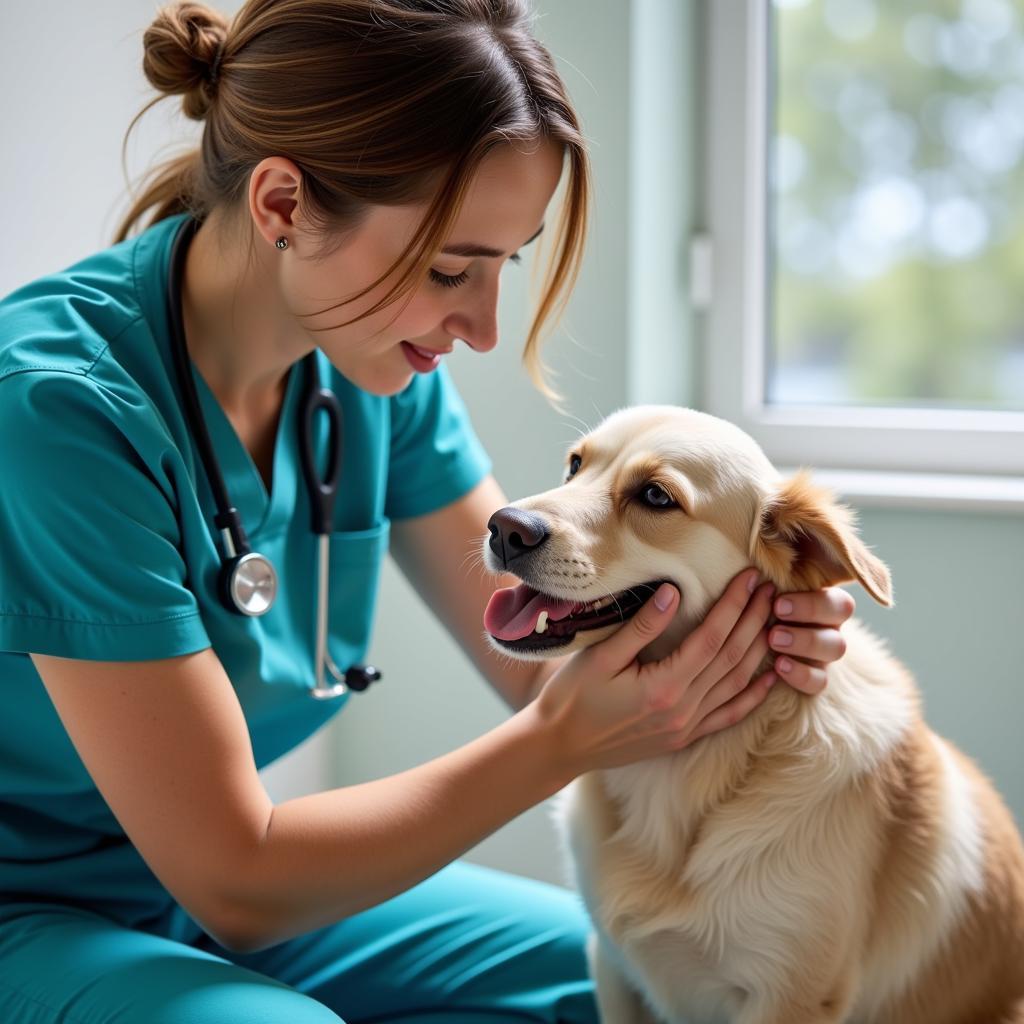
[487,507,550,569]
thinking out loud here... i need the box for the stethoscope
[166,216,381,699]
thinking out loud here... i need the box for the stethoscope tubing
[313,534,347,699]
[167,218,250,556]
[165,215,381,698]
[296,301,348,699]
[298,380,343,535]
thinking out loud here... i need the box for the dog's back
[558,618,1024,1023]
[858,702,1024,1024]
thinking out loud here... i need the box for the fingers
[769,584,852,691]
[641,573,773,715]
[590,582,680,674]
[685,670,777,745]
[773,585,855,628]
[772,656,827,695]
[684,579,776,704]
[663,569,764,686]
[769,624,847,666]
[690,618,773,716]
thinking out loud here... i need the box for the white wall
[1,2,203,288]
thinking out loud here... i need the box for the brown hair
[119,0,591,401]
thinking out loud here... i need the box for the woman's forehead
[339,140,562,256]
[446,141,564,248]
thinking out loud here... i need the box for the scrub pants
[0,860,599,1023]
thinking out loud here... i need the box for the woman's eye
[567,454,582,478]
[641,484,675,509]
[429,268,469,289]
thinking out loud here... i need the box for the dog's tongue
[484,584,576,641]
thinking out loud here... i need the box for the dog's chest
[555,755,827,1022]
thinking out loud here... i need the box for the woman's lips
[401,340,449,373]
[411,342,452,356]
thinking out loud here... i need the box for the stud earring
[275,236,289,250]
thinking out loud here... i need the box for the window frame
[700,0,1024,480]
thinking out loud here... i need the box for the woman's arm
[30,555,802,957]
[31,649,572,955]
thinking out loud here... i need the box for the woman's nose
[445,280,500,352]
[459,320,498,353]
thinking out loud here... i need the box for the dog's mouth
[484,580,666,652]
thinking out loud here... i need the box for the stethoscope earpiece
[167,216,381,697]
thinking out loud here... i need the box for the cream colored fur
[483,406,1024,1024]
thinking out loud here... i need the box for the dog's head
[482,406,892,663]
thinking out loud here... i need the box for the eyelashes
[429,252,522,290]
[429,268,469,289]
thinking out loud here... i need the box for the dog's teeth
[535,611,549,634]
[567,595,617,617]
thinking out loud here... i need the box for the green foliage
[771,0,1024,409]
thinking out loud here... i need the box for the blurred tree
[771,0,1024,410]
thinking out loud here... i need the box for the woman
[0,2,854,1021]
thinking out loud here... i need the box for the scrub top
[0,212,492,938]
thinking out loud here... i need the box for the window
[701,0,1024,490]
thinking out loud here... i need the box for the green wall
[848,508,1024,828]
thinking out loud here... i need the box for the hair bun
[143,2,229,121]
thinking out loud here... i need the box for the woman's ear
[751,470,893,606]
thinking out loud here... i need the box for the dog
[480,405,1024,1024]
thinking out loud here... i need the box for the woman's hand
[533,569,781,775]
[768,585,855,696]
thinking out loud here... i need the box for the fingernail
[777,657,793,673]
[654,583,676,611]
[772,629,793,648]
[766,674,778,688]
[776,598,793,616]
[747,572,761,594]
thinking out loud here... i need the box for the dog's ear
[751,470,893,606]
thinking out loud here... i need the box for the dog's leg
[586,931,663,1024]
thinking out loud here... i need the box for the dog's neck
[599,619,918,875]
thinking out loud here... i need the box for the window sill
[776,468,1024,514]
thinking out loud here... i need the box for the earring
[275,236,289,250]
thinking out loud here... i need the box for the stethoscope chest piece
[221,551,278,617]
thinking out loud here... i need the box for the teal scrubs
[0,214,598,1023]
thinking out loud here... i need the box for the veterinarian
[0,2,856,1021]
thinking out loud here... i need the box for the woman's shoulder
[0,215,184,384]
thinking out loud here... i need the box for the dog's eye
[567,454,582,478]
[641,484,676,509]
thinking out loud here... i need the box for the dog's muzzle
[484,507,668,655]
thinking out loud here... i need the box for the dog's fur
[482,406,1024,1024]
